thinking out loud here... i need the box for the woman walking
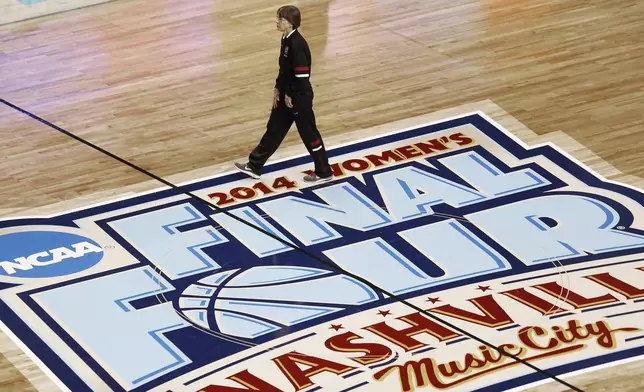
[234,5,333,184]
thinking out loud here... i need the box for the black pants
[248,92,332,178]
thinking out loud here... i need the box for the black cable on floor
[1,97,585,392]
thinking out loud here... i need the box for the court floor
[1,1,644,391]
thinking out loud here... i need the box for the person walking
[234,5,333,184]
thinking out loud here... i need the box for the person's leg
[236,101,294,178]
[292,93,332,181]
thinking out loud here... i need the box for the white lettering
[26,251,51,266]
[0,242,103,275]
[0,258,33,275]
[73,241,103,257]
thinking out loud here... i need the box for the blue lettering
[438,151,550,197]
[32,267,190,389]
[467,194,644,264]
[324,221,511,295]
[373,166,486,221]
[211,206,295,257]
[257,183,393,246]
[324,238,435,295]
[109,203,227,279]
[398,219,511,283]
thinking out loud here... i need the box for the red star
[426,297,441,304]
[377,310,391,317]
[476,285,492,292]
[329,324,343,331]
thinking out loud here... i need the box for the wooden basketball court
[1,1,643,391]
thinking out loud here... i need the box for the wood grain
[1,0,643,391]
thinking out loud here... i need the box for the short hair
[277,5,301,29]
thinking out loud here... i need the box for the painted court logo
[0,112,643,392]
[0,231,103,278]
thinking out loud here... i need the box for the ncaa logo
[0,231,104,278]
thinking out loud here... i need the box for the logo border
[0,111,643,392]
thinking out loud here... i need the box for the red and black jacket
[275,29,313,97]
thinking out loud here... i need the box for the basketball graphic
[177,265,380,339]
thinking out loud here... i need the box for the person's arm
[275,45,289,96]
[272,77,281,108]
[286,42,310,97]
[275,71,284,96]
[274,72,282,95]
[274,48,287,107]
